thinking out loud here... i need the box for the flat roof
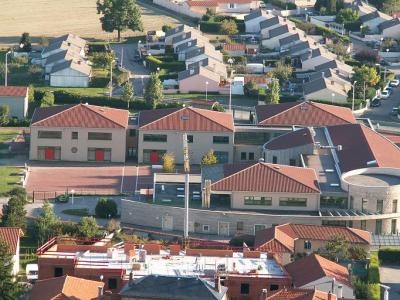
[155,173,202,183]
[345,174,400,187]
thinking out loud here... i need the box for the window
[108,278,117,289]
[213,136,229,144]
[254,224,266,234]
[127,147,137,158]
[202,225,210,232]
[304,240,312,250]
[320,196,348,209]
[361,220,366,230]
[88,132,112,140]
[88,148,111,161]
[272,156,277,164]
[270,284,279,291]
[240,283,250,294]
[214,151,229,163]
[244,196,272,206]
[143,149,166,164]
[129,129,136,137]
[143,134,167,142]
[392,219,397,234]
[37,147,61,160]
[241,152,247,160]
[289,159,296,166]
[71,132,78,139]
[393,200,398,213]
[375,220,382,235]
[187,135,193,143]
[237,221,244,231]
[248,152,255,160]
[54,267,63,277]
[38,130,62,139]
[229,3,235,9]
[279,197,307,207]
[377,200,384,214]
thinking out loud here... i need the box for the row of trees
[162,149,219,173]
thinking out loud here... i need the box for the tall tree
[162,152,176,173]
[1,196,26,230]
[19,32,32,52]
[35,202,61,245]
[265,80,280,104]
[220,19,238,35]
[40,91,54,107]
[382,0,400,15]
[201,149,218,166]
[92,51,115,68]
[144,72,164,109]
[335,8,359,24]
[0,105,10,126]
[353,65,380,87]
[78,217,99,239]
[0,239,23,300]
[273,61,293,83]
[97,0,144,42]
[122,81,134,109]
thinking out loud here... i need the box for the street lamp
[4,51,11,86]
[71,189,75,206]
[141,75,145,95]
[352,81,357,111]
[331,92,335,104]
[228,80,232,112]
[205,81,209,101]
[384,49,389,82]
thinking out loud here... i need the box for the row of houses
[29,101,400,234]
[244,9,354,103]
[40,34,92,87]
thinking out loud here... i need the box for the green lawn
[61,208,90,216]
[0,129,20,150]
[19,234,38,273]
[35,86,108,97]
[0,166,22,195]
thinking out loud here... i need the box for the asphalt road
[380,265,400,300]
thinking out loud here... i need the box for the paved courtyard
[380,265,400,300]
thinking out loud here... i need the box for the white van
[26,264,38,282]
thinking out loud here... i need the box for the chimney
[328,291,333,300]
[214,276,221,293]
[98,286,104,297]
[331,277,336,295]
[321,71,325,78]
[337,284,343,299]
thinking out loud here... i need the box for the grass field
[0,0,181,44]
[0,129,20,150]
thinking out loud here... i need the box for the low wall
[153,0,202,18]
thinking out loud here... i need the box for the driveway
[380,265,400,300]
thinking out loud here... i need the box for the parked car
[390,79,400,87]
[380,90,391,99]
[385,87,394,94]
[370,98,381,107]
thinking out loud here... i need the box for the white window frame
[203,225,210,232]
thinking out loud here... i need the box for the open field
[0,0,181,44]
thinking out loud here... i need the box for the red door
[45,147,55,160]
[150,150,159,163]
[95,149,105,161]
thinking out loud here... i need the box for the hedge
[199,20,245,34]
[368,252,380,283]
[367,283,381,300]
[378,247,400,264]
[144,56,185,72]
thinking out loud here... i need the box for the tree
[122,81,134,109]
[144,72,164,109]
[162,24,173,33]
[273,61,293,82]
[107,219,121,233]
[97,0,144,42]
[92,51,115,68]
[353,65,380,87]
[314,0,343,14]
[265,80,280,104]
[162,152,176,173]
[1,196,26,230]
[0,239,23,300]
[78,217,99,239]
[0,105,10,126]
[201,149,218,166]
[354,49,379,64]
[220,19,238,35]
[95,198,118,218]
[19,32,32,52]
[382,0,400,15]
[28,85,35,103]
[244,80,259,96]
[35,202,61,245]
[336,8,359,24]
[317,234,349,261]
[38,36,49,47]
[40,91,54,107]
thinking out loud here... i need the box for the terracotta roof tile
[139,106,234,132]
[255,101,356,127]
[244,75,268,85]
[382,132,400,147]
[223,43,246,51]
[267,288,337,300]
[211,162,320,193]
[285,254,351,288]
[0,227,23,254]
[31,104,129,129]
[265,127,314,150]
[29,275,104,300]
[0,86,28,97]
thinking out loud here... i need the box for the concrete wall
[50,68,90,87]
[305,89,348,103]
[179,73,220,93]
[233,144,263,163]
[30,126,127,162]
[382,26,400,39]
[153,0,202,19]
[263,143,314,166]
[137,130,234,164]
[121,200,323,236]
[0,95,28,119]
[245,17,267,33]
[12,239,20,276]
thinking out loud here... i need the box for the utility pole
[183,133,190,247]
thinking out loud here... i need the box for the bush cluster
[95,198,118,218]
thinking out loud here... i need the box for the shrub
[95,198,118,218]
[378,247,400,264]
[229,234,255,247]
[367,283,380,300]
[368,252,380,283]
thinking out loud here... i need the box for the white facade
[50,67,90,87]
[12,239,20,276]
[0,94,28,119]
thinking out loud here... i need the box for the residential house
[185,0,261,15]
[285,254,354,299]
[262,24,297,49]
[137,106,234,164]
[244,9,270,33]
[187,58,227,78]
[303,76,349,103]
[29,275,105,300]
[279,33,300,51]
[378,18,400,39]
[119,275,228,300]
[41,33,86,60]
[0,86,29,119]
[29,104,128,162]
[287,0,317,7]
[50,60,92,87]
[267,289,338,300]
[310,15,346,35]
[0,227,24,276]
[178,66,222,93]
[300,49,336,71]
[313,60,353,79]
[254,224,371,265]
[260,16,281,37]
[223,43,246,57]
[44,49,82,74]
[359,10,391,33]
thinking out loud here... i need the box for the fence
[28,189,115,202]
[153,0,202,19]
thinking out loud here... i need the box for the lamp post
[109,54,114,99]
[352,81,357,111]
[4,51,11,86]
[384,49,389,82]
[331,92,335,104]
[229,80,232,112]
[71,189,75,206]
[205,81,209,101]
[141,75,145,96]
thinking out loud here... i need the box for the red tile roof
[382,132,400,147]
[255,101,356,127]
[211,162,320,193]
[0,227,23,254]
[328,124,400,172]
[139,106,234,132]
[267,289,337,300]
[29,275,104,300]
[223,43,246,52]
[0,86,28,97]
[31,103,129,129]
[285,254,351,288]
[187,0,253,6]
[265,127,314,150]
[244,75,268,85]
